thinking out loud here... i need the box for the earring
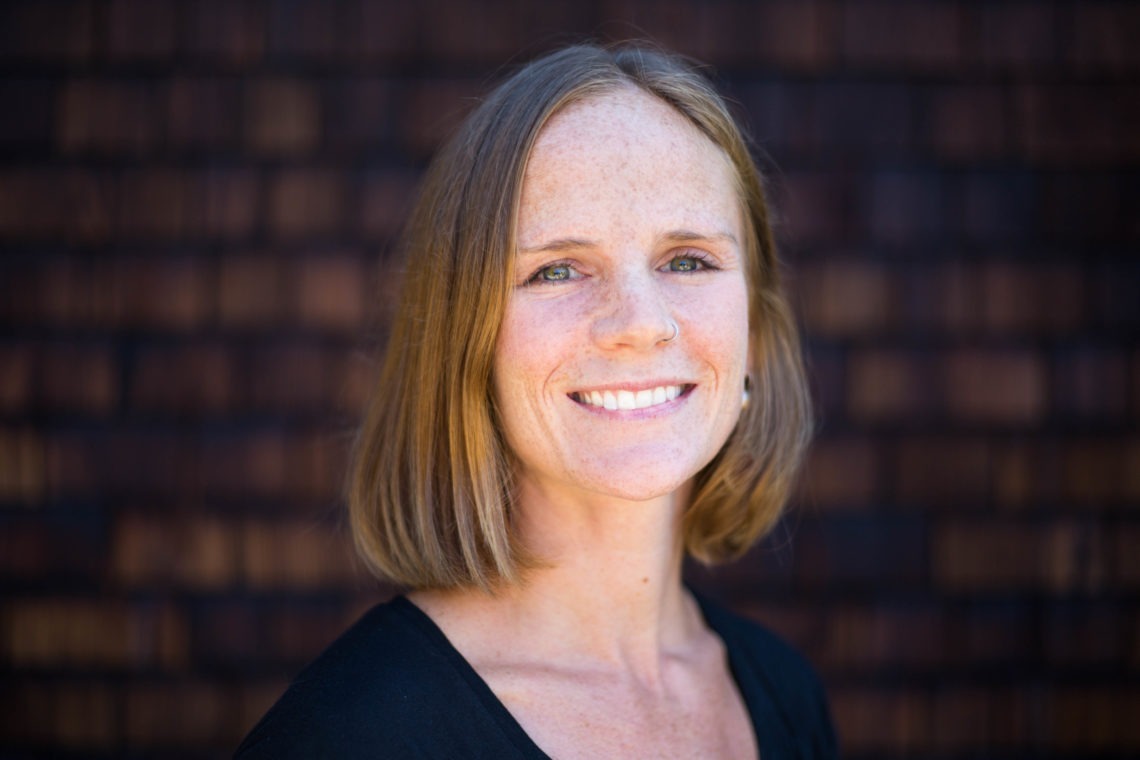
[742,375,751,410]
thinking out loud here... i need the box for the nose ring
[662,321,679,343]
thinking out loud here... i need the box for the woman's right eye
[527,263,576,284]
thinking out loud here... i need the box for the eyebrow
[517,229,739,255]
[663,229,739,247]
[517,237,597,255]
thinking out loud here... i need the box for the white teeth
[575,385,684,411]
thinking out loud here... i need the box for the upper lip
[568,380,691,394]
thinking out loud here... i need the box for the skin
[412,86,757,760]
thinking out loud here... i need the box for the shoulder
[235,597,483,758]
[695,592,839,758]
[697,593,823,697]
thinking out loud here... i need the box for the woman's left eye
[666,254,712,273]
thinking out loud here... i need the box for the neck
[524,479,689,631]
[416,478,701,681]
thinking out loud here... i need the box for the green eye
[524,261,580,286]
[669,256,700,272]
[542,264,572,281]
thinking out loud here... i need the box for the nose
[589,267,676,351]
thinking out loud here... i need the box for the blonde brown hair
[349,43,812,590]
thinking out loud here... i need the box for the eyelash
[523,251,718,286]
[524,260,578,285]
[667,251,717,273]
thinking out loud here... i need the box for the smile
[569,385,690,411]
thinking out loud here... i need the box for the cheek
[704,297,751,430]
[494,303,544,397]
[492,311,529,425]
[491,300,563,444]
[494,294,592,391]
[693,281,750,373]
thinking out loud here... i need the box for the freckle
[641,577,648,584]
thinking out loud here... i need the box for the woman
[238,43,835,758]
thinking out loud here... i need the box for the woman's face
[493,86,750,506]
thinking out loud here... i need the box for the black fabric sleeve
[234,599,543,759]
[695,592,840,759]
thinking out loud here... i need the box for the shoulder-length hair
[349,42,812,591]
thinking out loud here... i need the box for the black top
[236,594,837,759]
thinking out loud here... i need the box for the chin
[572,455,704,504]
[592,479,687,504]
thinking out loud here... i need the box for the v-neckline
[392,593,786,760]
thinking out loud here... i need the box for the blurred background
[1,0,1137,757]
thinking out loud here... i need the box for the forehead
[538,85,715,153]
[517,87,740,243]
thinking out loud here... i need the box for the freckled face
[493,87,750,505]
